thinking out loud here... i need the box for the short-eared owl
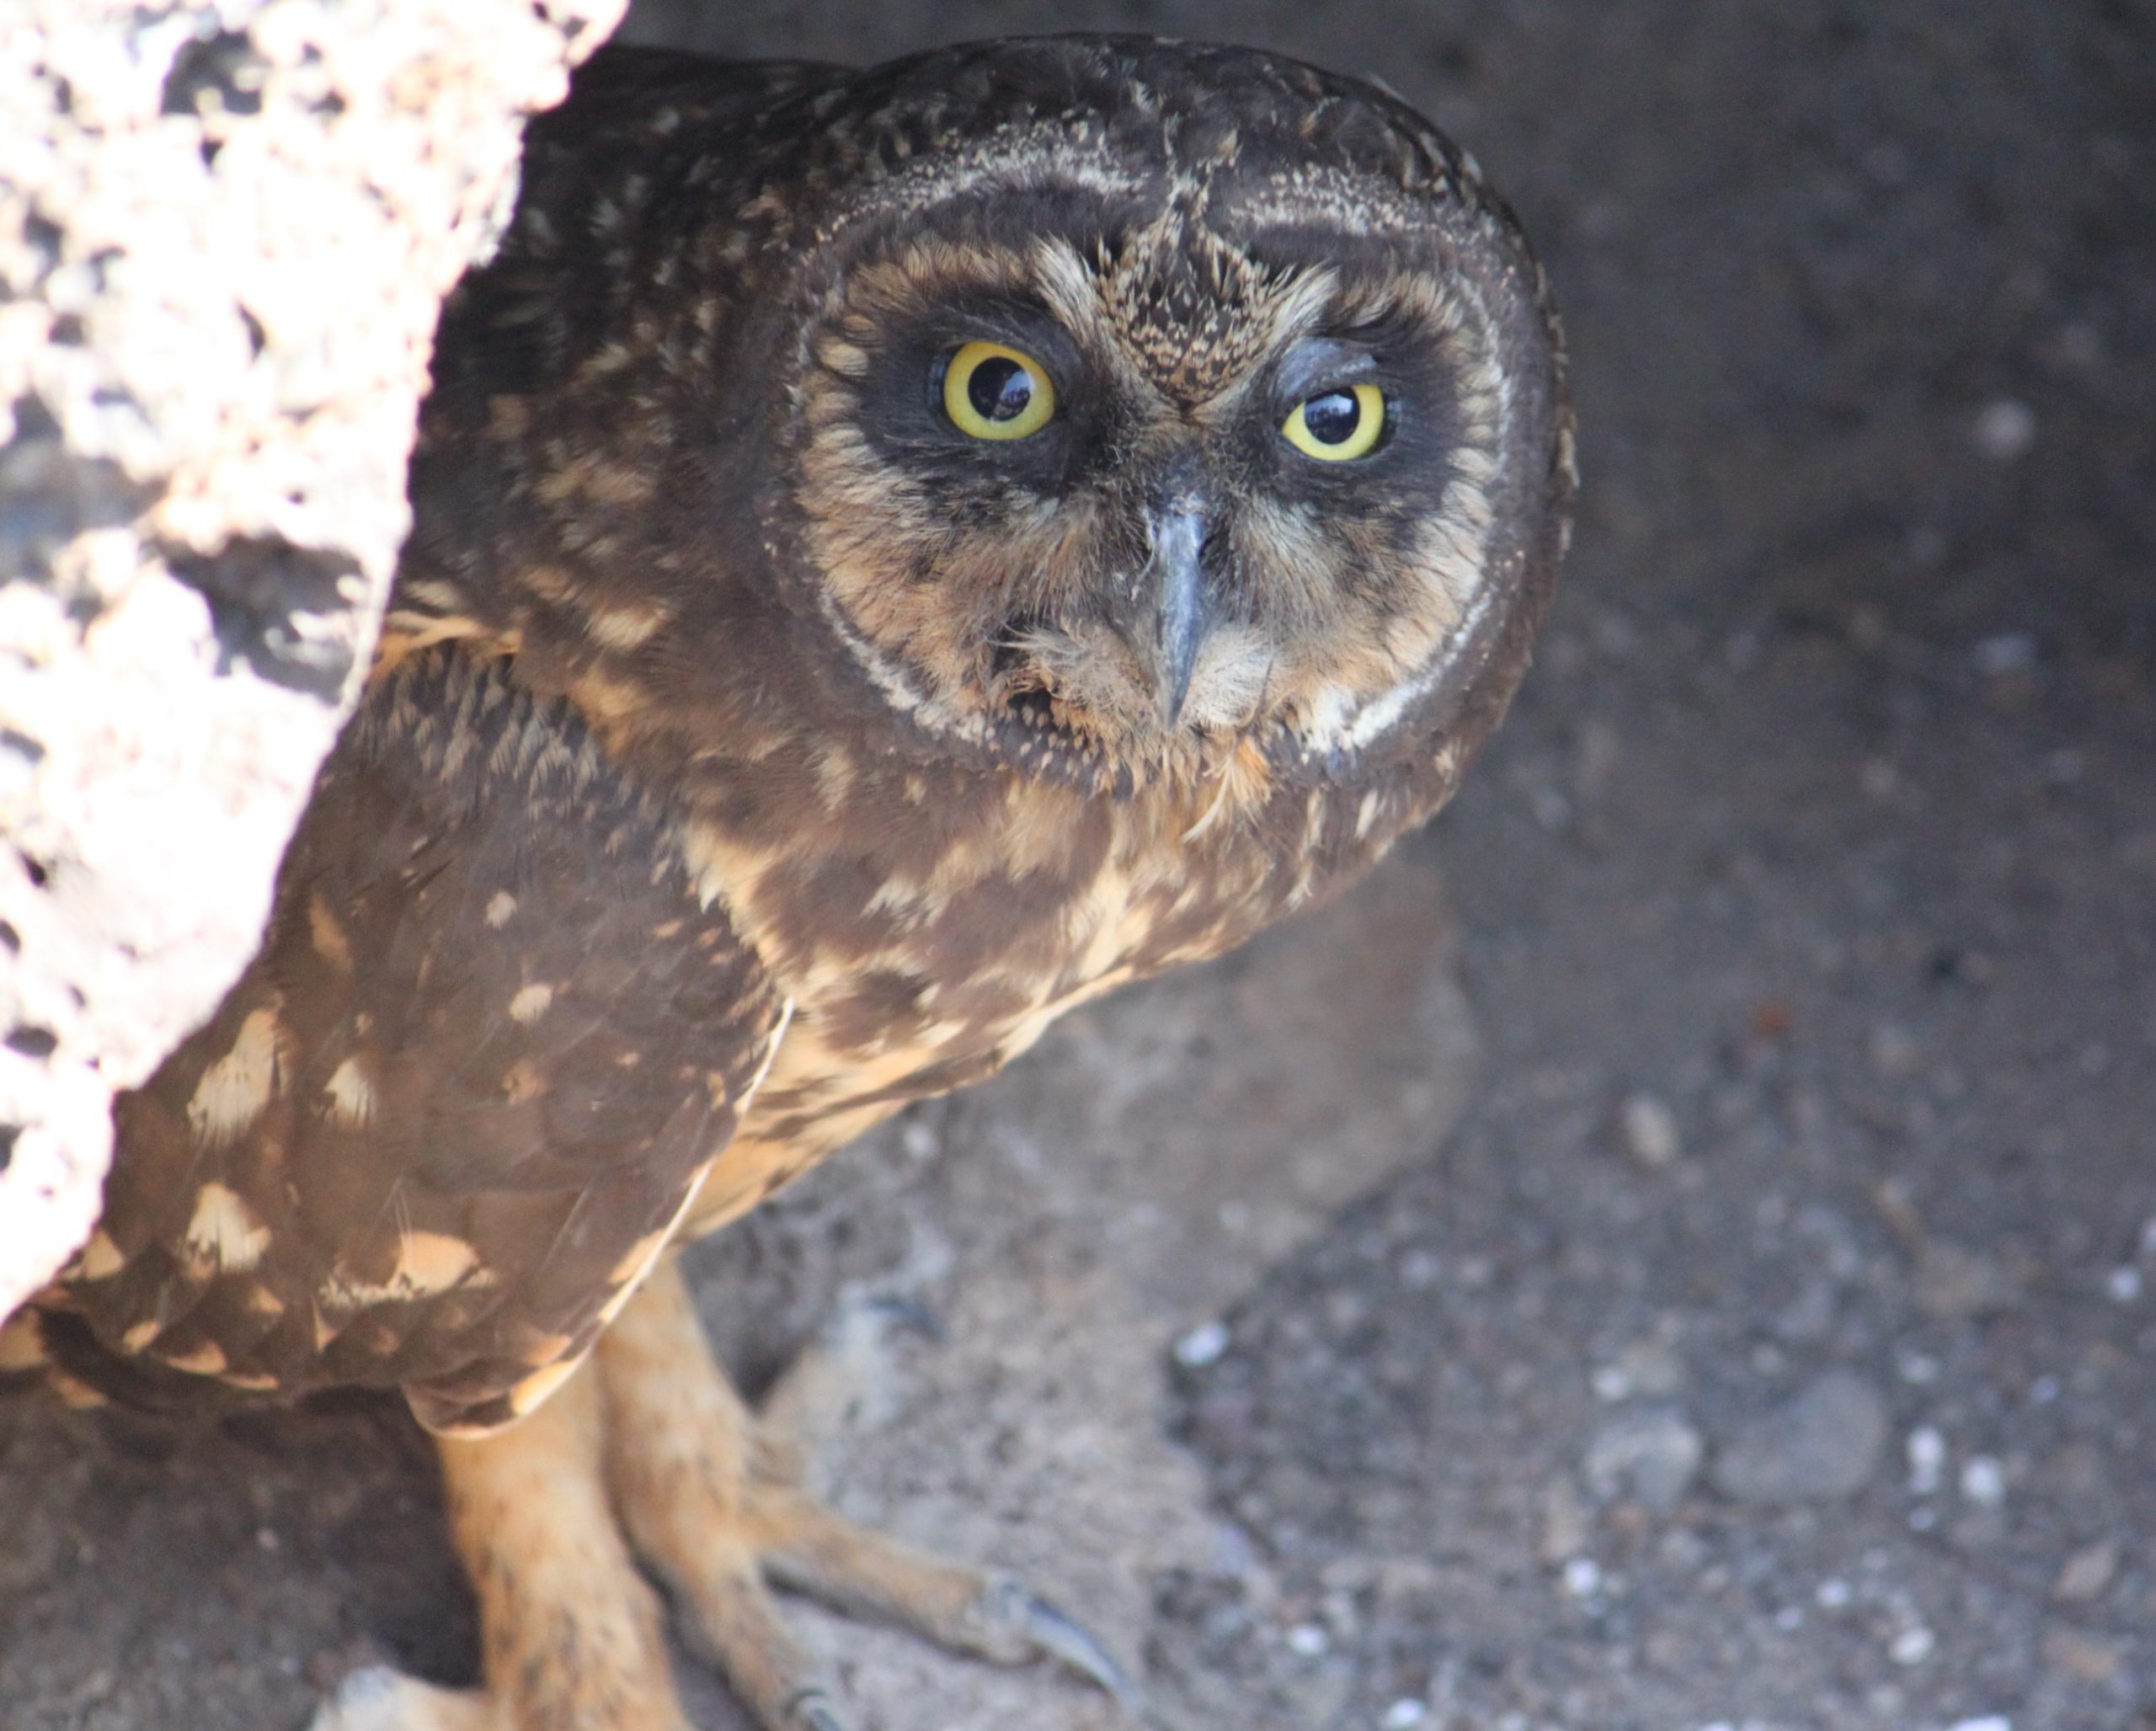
[13,35,1571,1730]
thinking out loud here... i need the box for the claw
[862,1293,947,1344]
[787,1688,849,1731]
[972,1574,1148,1720]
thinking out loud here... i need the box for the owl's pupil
[1304,390,1362,445]
[969,356,1033,422]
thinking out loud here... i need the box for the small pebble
[1898,1350,1941,1385]
[1889,1624,1936,1666]
[1948,1718,2012,1731]
[1710,1369,1890,1504]
[1562,1556,1603,1597]
[2041,1626,2122,1684]
[1972,398,2036,462]
[1960,1456,2006,1506]
[1913,1241,2017,1320]
[1585,1408,1705,1512]
[1619,1092,1683,1167]
[1972,632,2037,674]
[1540,1475,1593,1564]
[1381,1702,1428,1729]
[1609,1333,1689,1398]
[1868,1022,1919,1078]
[1284,1621,1328,1656]
[2052,1536,2119,1603]
[1174,1321,1230,1368]
[1815,1577,1852,1609]
[2105,1265,2142,1303]
[1907,1426,1946,1495]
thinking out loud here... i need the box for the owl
[11,35,1571,1731]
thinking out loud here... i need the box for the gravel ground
[5,4,2153,1730]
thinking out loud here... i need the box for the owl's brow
[1026,235,1339,418]
[1025,237,1152,401]
[1187,264,1338,424]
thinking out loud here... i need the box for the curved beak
[1143,502,1214,728]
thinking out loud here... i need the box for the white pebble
[1890,1624,1936,1666]
[1619,1092,1683,1167]
[1907,1425,1946,1495]
[1947,1718,2012,1731]
[1898,1349,1941,1385]
[1174,1321,1230,1368]
[1381,1702,1428,1729]
[1815,1577,1852,1609]
[1961,1456,2007,1506]
[1562,1557,1603,1596]
[2105,1265,2142,1303]
[1971,632,2036,674]
[1285,1621,1328,1656]
[1972,398,2036,461]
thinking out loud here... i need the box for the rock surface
[0,0,623,1318]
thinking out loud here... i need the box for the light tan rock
[0,0,625,1321]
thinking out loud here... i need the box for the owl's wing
[64,649,784,1436]
[392,46,851,649]
[430,44,844,411]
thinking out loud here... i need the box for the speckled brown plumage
[19,35,1571,1731]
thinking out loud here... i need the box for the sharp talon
[787,1688,848,1731]
[978,1575,1147,1718]
[863,1293,947,1343]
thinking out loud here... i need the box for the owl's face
[735,45,1568,793]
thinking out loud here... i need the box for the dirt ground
[4,3,2153,1729]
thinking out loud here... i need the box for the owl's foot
[312,1257,1135,1731]
[599,1258,1140,1728]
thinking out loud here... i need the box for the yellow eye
[941,341,1057,441]
[1281,382,1387,461]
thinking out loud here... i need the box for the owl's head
[463,40,1571,799]
[725,41,1571,793]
